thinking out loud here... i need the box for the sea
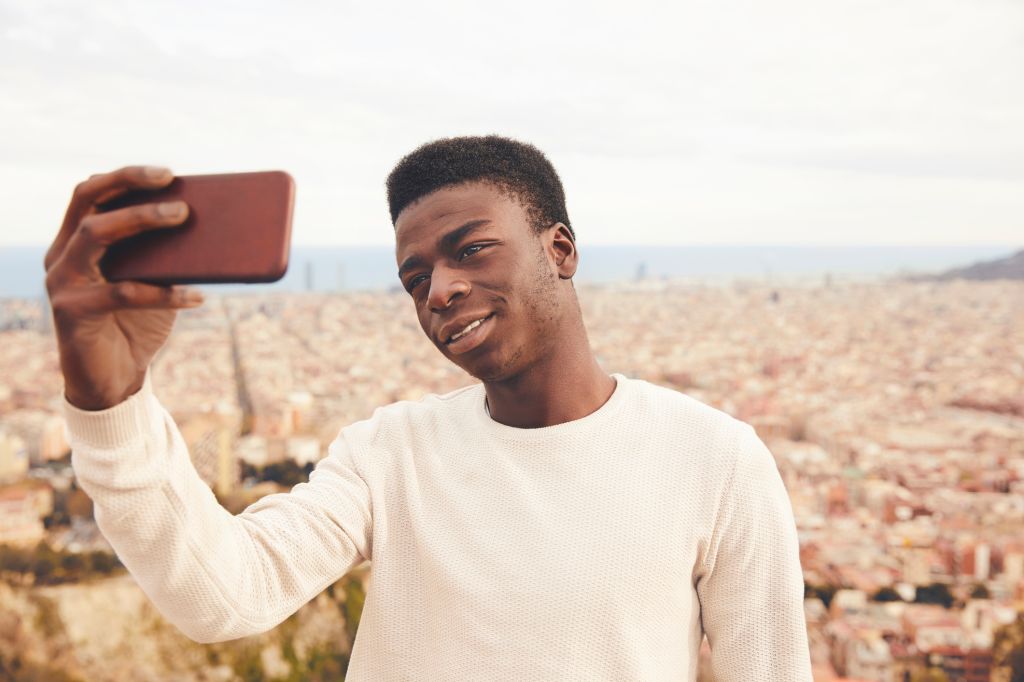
[1,244,1016,300]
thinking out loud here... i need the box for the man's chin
[452,347,524,384]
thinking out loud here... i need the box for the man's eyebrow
[438,219,491,254]
[398,219,492,278]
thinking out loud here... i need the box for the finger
[105,281,205,311]
[46,166,175,271]
[62,200,190,276]
[73,165,175,215]
[52,281,204,317]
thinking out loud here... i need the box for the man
[45,136,812,680]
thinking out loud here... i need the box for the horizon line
[3,242,1021,250]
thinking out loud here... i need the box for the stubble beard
[473,246,563,384]
[443,241,564,384]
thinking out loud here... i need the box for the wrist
[65,376,146,412]
[65,391,128,412]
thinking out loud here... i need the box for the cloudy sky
[2,0,1022,247]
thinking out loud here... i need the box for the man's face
[394,182,567,382]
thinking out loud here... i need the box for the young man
[45,136,812,680]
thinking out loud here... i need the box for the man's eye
[407,274,428,292]
[459,244,484,260]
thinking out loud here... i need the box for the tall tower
[0,431,28,484]
[216,427,234,498]
[337,262,346,292]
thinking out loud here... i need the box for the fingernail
[144,166,171,180]
[180,288,204,304]
[157,201,186,218]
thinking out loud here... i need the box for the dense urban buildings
[1,278,1022,680]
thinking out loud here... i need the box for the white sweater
[66,372,812,681]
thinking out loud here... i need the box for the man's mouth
[445,313,495,344]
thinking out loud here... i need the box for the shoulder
[619,375,751,441]
[617,375,760,474]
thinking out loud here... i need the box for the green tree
[910,667,950,682]
[872,586,902,602]
[993,611,1024,682]
[1,542,123,584]
[307,648,349,681]
[914,582,954,609]
[0,653,83,682]
[260,461,315,488]
[968,582,991,600]
[87,551,120,574]
[230,643,265,682]
[342,574,367,643]
[0,544,32,573]
[804,582,838,609]
[31,544,57,583]
[60,552,85,575]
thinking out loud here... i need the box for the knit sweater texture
[65,372,812,681]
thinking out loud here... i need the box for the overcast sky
[2,0,1022,247]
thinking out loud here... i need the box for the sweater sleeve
[695,424,812,681]
[65,371,372,644]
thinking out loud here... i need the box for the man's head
[388,136,583,384]
[386,135,574,241]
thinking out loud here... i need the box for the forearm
[66,373,366,642]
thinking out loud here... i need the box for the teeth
[450,317,486,342]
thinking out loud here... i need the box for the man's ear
[546,223,578,279]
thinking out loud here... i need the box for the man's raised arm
[46,167,372,642]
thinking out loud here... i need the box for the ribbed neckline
[473,373,630,442]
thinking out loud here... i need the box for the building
[0,483,53,546]
[180,414,240,498]
[0,430,28,484]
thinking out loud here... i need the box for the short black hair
[386,135,574,240]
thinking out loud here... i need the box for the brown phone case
[99,171,295,285]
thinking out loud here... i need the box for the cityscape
[1,275,1022,681]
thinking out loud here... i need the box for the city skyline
[1,281,1022,679]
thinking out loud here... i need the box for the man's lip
[443,313,496,355]
[440,313,495,345]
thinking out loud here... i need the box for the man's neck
[482,350,616,429]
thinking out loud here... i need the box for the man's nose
[427,266,471,312]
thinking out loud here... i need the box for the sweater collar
[474,373,630,441]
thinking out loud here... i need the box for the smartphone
[98,170,295,285]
